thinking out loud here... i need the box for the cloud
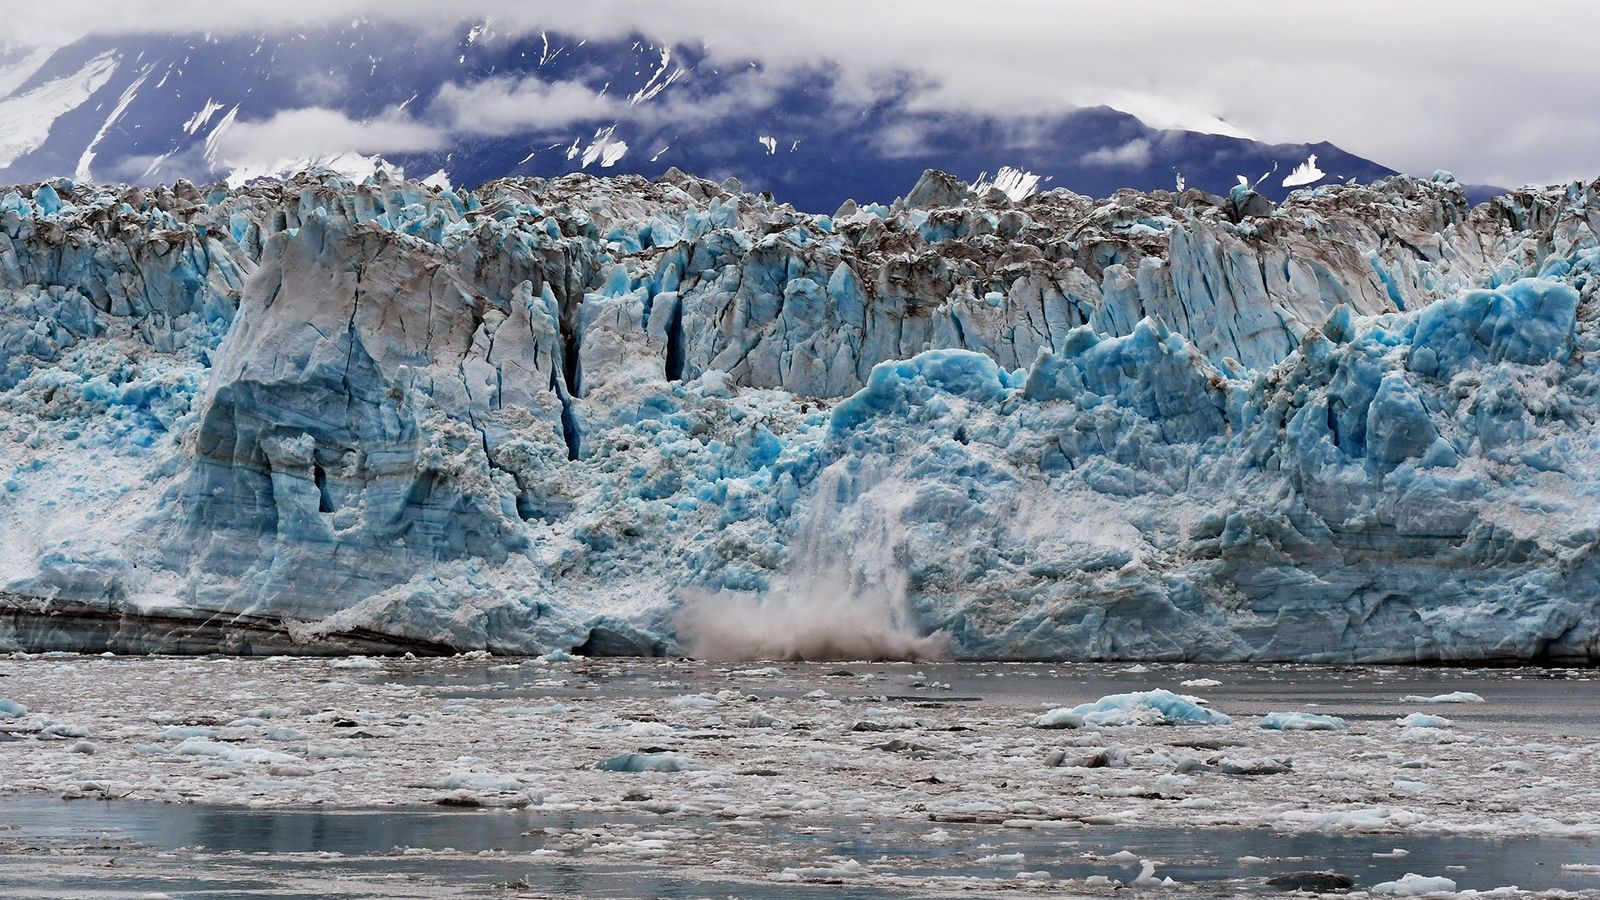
[6,0,1600,185]
[1081,138,1153,168]
[214,106,447,165]
[433,77,624,136]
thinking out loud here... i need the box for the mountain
[1,164,1597,660]
[0,23,1408,210]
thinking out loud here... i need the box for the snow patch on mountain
[1283,154,1327,188]
[75,65,151,182]
[0,46,57,100]
[971,166,1041,201]
[0,51,118,168]
[223,151,401,188]
[578,124,628,168]
[181,99,225,135]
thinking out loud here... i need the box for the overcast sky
[9,0,1598,186]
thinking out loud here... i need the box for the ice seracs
[2,167,1600,661]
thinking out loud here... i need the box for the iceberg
[1044,689,1232,727]
[2,165,1599,662]
[1400,692,1484,704]
[1370,873,1457,896]
[596,752,704,773]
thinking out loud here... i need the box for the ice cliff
[1,166,1598,660]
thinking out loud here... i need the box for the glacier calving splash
[1,167,1598,660]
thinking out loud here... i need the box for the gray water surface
[3,660,1599,897]
[2,796,1597,898]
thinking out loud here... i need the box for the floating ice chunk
[171,737,300,765]
[308,744,376,759]
[1134,859,1161,884]
[41,722,88,738]
[596,752,704,773]
[0,698,26,718]
[329,657,382,670]
[741,709,779,727]
[1261,712,1348,731]
[670,694,719,709]
[1175,755,1292,775]
[1487,760,1536,774]
[1031,707,1086,729]
[1401,692,1484,704]
[156,725,217,740]
[1059,690,1232,727]
[495,704,566,716]
[975,853,1025,865]
[1275,807,1426,833]
[1397,713,1454,729]
[779,859,863,880]
[1370,873,1456,896]
[433,772,526,792]
[1180,678,1221,687]
[1105,850,1140,863]
[224,717,270,729]
[527,649,573,666]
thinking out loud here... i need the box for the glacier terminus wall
[1,167,1598,660]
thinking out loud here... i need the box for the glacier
[1,165,1598,661]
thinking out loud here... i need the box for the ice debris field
[2,166,1600,660]
[0,656,1598,897]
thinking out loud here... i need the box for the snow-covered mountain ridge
[0,27,1412,209]
[1,167,1597,660]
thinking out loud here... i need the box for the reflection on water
[1,796,1597,898]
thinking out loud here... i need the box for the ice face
[2,167,1600,661]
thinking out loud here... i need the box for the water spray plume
[675,462,951,662]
